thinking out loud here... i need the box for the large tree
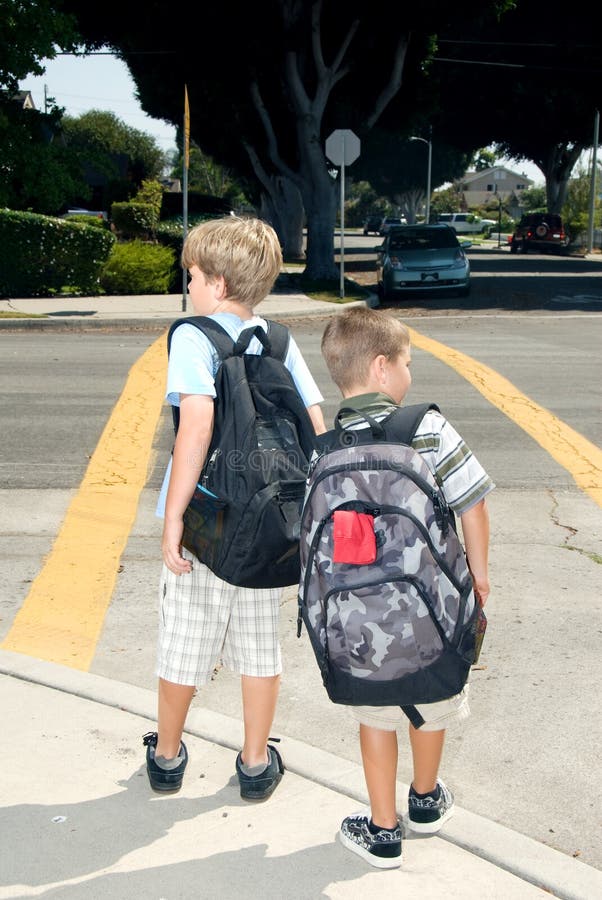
[63,109,166,207]
[428,1,602,213]
[0,0,78,92]
[60,0,511,278]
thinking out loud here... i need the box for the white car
[436,213,494,234]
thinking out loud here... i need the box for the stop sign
[325,129,361,166]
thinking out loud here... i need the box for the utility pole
[586,109,599,255]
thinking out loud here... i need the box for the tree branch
[366,33,409,130]
[249,80,299,184]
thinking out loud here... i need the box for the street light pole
[410,129,432,223]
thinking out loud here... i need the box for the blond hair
[321,307,410,393]
[181,215,283,308]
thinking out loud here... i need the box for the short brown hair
[321,307,410,393]
[181,215,283,308]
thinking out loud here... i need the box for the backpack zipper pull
[433,493,449,536]
[202,448,221,489]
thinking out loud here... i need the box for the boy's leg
[338,719,402,869]
[240,674,280,767]
[408,724,445,793]
[407,724,454,832]
[156,677,196,758]
[359,723,399,828]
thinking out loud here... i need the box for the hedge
[0,209,115,298]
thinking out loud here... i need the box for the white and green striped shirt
[337,393,494,516]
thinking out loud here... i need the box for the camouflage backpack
[297,403,486,728]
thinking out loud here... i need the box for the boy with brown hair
[319,306,493,868]
[144,216,325,800]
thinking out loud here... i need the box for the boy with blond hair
[144,216,325,800]
[319,306,493,868]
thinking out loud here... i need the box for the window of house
[516,183,526,190]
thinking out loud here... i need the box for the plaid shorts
[156,549,282,686]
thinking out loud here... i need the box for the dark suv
[510,213,569,254]
[363,214,382,235]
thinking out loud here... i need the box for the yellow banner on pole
[184,84,190,170]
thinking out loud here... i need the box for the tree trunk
[544,143,584,213]
[301,171,338,279]
[267,175,305,260]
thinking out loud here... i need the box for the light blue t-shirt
[156,313,324,517]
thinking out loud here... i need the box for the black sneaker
[235,743,284,801]
[339,810,402,869]
[143,731,188,794]
[407,779,454,833]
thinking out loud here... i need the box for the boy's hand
[471,573,490,607]
[162,517,193,575]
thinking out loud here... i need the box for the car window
[389,228,457,250]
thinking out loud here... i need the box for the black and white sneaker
[407,779,454,833]
[339,810,402,869]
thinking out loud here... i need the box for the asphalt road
[1,283,601,869]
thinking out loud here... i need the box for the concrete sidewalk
[0,288,357,330]
[3,650,601,900]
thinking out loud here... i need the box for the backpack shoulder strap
[265,319,290,361]
[381,402,440,445]
[167,315,235,359]
[167,317,237,436]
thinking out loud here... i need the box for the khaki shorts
[351,684,471,732]
[156,549,282,686]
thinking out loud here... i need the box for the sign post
[325,129,360,299]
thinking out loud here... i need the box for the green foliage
[521,186,547,213]
[0,208,115,298]
[344,181,387,227]
[472,148,497,171]
[134,179,164,219]
[171,143,251,208]
[110,201,157,238]
[155,214,223,261]
[0,0,79,92]
[64,213,108,228]
[562,168,600,240]
[100,240,176,295]
[430,186,466,214]
[62,110,166,208]
[0,98,89,214]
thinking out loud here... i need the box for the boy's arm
[459,498,490,606]
[162,393,214,575]
[307,402,327,435]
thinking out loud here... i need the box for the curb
[0,300,370,331]
[1,649,600,900]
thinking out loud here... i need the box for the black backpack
[297,403,486,728]
[167,316,317,589]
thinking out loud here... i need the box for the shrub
[100,240,176,294]
[110,201,157,239]
[0,209,115,298]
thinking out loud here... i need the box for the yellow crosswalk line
[407,326,602,508]
[1,334,167,668]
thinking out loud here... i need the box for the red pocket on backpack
[333,510,376,565]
